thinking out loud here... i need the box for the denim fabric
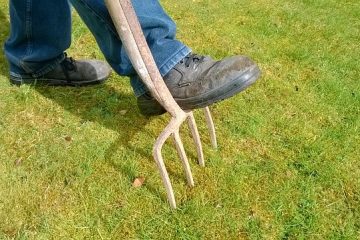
[4,0,71,77]
[4,0,191,96]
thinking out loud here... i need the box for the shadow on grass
[36,84,166,200]
[0,7,166,202]
[36,83,169,201]
[0,8,10,77]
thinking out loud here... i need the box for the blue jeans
[4,0,191,96]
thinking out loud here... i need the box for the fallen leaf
[119,110,127,115]
[14,158,22,166]
[132,176,145,188]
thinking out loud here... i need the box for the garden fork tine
[204,107,217,149]
[105,0,216,208]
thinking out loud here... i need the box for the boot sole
[175,65,261,110]
[9,77,107,87]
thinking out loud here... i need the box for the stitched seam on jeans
[19,0,33,73]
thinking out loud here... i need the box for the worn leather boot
[10,53,112,86]
[137,53,261,116]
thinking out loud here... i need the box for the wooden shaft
[105,0,185,117]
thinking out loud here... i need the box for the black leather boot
[137,53,261,116]
[10,53,112,86]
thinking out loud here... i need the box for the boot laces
[60,53,78,82]
[61,53,77,72]
[180,53,205,68]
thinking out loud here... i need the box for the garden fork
[105,0,217,208]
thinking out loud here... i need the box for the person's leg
[4,0,111,86]
[69,0,191,97]
[4,0,72,78]
[71,0,260,115]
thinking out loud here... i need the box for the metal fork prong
[204,107,217,149]
[173,129,194,187]
[187,111,205,167]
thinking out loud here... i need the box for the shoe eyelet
[178,82,191,87]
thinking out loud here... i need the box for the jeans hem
[10,53,65,79]
[158,46,191,76]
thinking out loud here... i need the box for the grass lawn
[1,0,359,239]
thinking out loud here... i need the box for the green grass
[1,0,359,239]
